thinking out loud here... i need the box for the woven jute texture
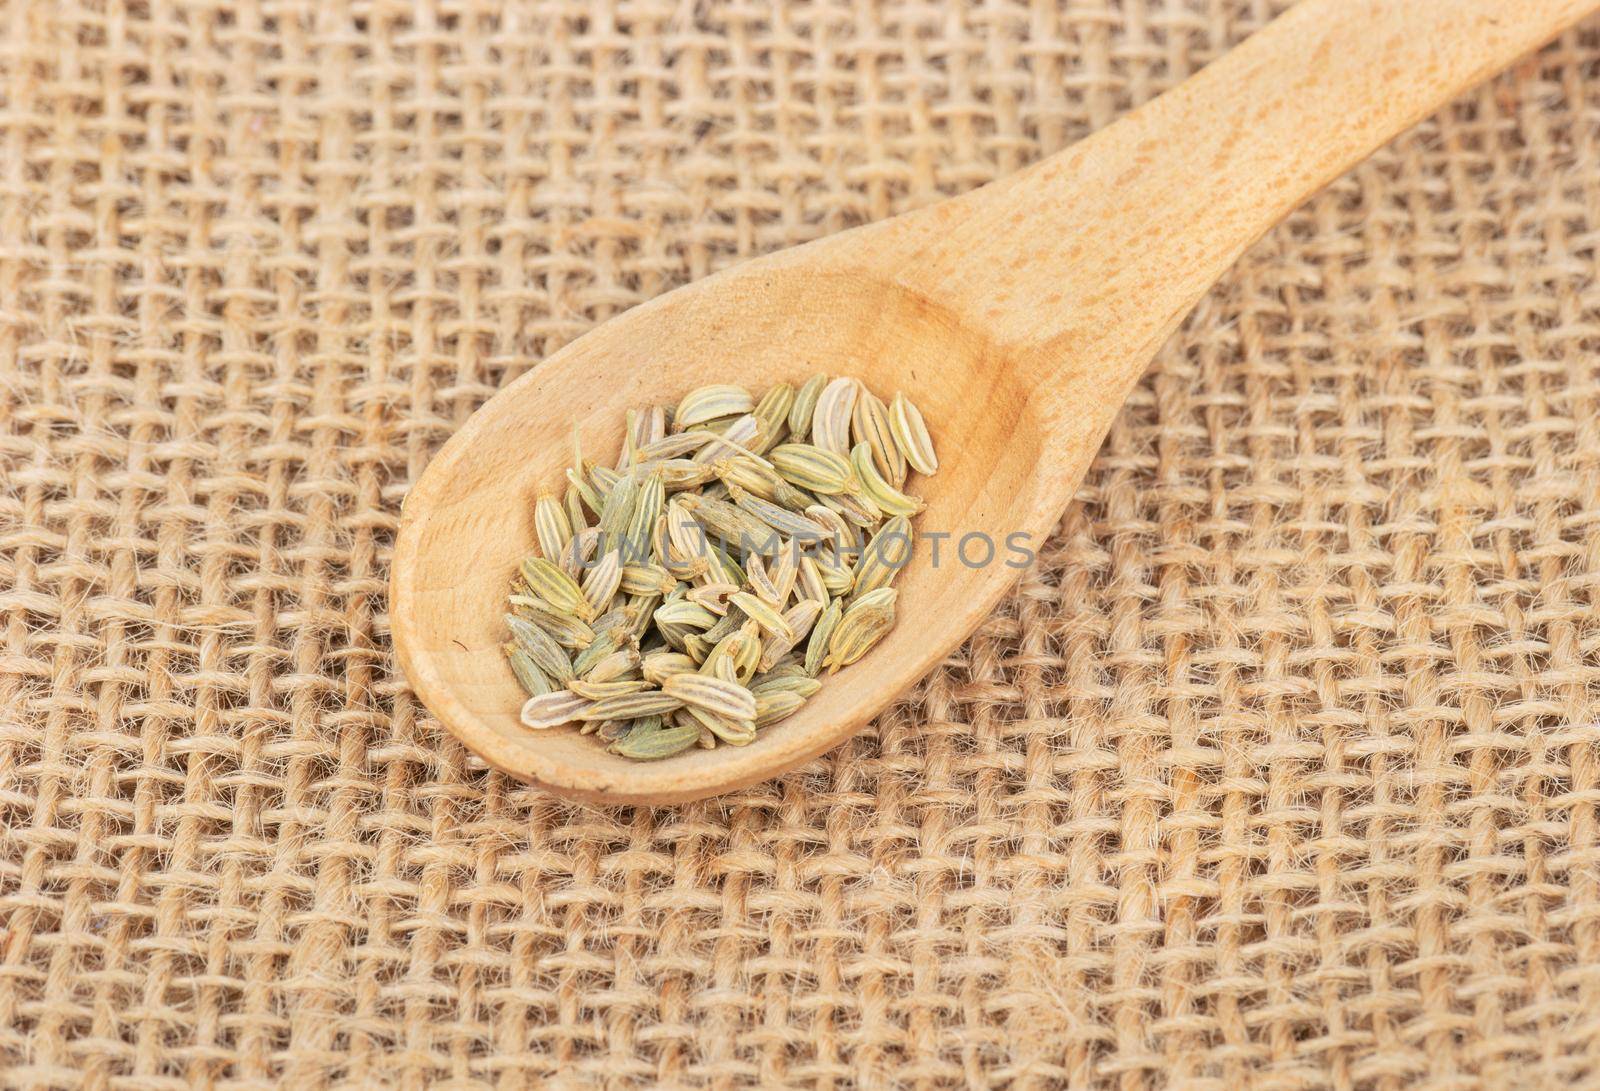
[6,1,1600,1087]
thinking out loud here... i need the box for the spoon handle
[888,0,1597,423]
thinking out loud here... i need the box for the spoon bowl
[392,0,1596,803]
[391,261,1054,803]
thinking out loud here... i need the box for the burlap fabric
[6,0,1600,1087]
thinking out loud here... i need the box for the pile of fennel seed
[505,374,939,761]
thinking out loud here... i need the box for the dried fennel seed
[505,375,939,760]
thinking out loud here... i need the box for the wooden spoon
[391,0,1597,804]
